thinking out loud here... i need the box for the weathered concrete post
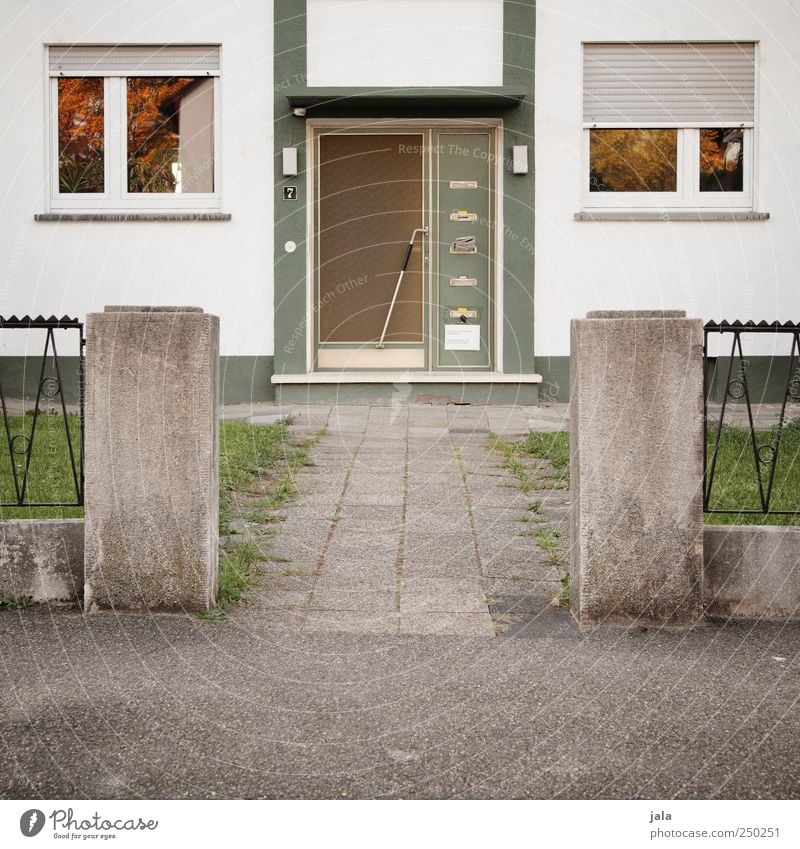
[570,310,704,627]
[84,307,219,612]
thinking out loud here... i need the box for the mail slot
[448,309,478,321]
[450,235,477,254]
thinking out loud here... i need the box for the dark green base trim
[530,355,798,406]
[0,356,83,404]
[276,382,538,406]
[284,86,526,112]
[534,356,570,403]
[706,357,797,404]
[0,355,274,406]
[220,356,275,404]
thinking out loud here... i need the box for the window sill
[34,212,231,223]
[574,211,769,222]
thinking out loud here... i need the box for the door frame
[305,118,505,373]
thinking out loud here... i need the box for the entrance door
[312,124,496,371]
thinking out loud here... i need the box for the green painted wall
[277,382,538,406]
[0,357,83,406]
[502,0,536,375]
[706,357,798,405]
[0,356,275,405]
[535,356,570,402]
[522,355,800,406]
[219,357,275,403]
[273,0,537,379]
[274,1,309,376]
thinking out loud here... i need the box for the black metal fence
[704,320,800,516]
[0,315,85,507]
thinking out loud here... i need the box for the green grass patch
[0,594,35,610]
[218,419,313,534]
[704,420,800,526]
[535,527,564,560]
[0,413,84,519]
[518,431,571,474]
[535,527,570,607]
[200,541,262,621]
[207,420,317,619]
[489,432,569,493]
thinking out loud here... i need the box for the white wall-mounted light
[512,145,528,175]
[282,147,299,176]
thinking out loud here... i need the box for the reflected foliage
[589,129,677,192]
[700,128,744,192]
[58,78,104,193]
[127,77,193,193]
[127,77,213,193]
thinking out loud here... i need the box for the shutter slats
[49,45,220,75]
[584,42,755,123]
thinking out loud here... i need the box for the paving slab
[309,585,396,613]
[399,611,495,636]
[303,610,399,634]
[401,578,488,613]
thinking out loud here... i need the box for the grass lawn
[704,421,800,526]
[505,425,800,526]
[0,413,83,519]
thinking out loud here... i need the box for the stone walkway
[228,405,570,636]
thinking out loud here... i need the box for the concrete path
[229,404,568,637]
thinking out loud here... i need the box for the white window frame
[47,50,221,212]
[581,123,753,211]
[581,40,758,213]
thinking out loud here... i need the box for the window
[582,42,755,210]
[48,45,220,211]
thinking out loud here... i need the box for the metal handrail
[376,226,428,349]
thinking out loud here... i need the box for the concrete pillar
[84,307,219,612]
[570,310,704,627]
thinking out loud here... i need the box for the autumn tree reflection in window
[589,129,678,192]
[700,128,744,192]
[58,78,104,193]
[127,77,214,193]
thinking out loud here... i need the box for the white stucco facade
[307,0,504,86]
[0,0,273,359]
[1,0,798,382]
[534,0,800,359]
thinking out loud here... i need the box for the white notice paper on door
[444,324,481,351]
